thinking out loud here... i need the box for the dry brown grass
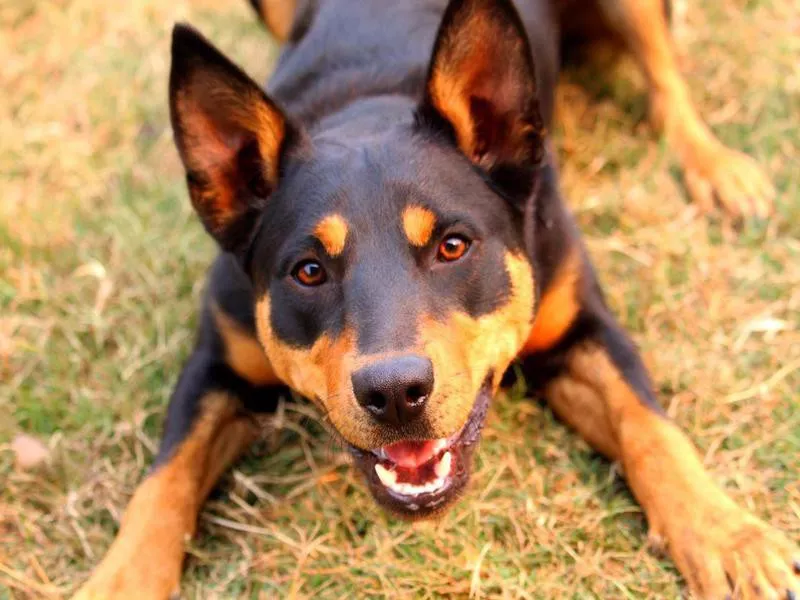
[1,0,798,598]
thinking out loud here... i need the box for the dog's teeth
[432,439,448,455]
[375,463,397,487]
[376,453,451,497]
[396,483,413,495]
[434,451,452,479]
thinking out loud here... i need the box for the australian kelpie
[74,0,796,598]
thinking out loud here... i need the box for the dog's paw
[682,144,775,219]
[665,509,799,599]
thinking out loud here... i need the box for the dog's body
[74,1,796,598]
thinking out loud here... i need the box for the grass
[1,0,798,597]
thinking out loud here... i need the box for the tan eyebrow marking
[313,214,349,257]
[402,205,437,247]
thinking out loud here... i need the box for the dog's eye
[293,260,327,286]
[437,235,470,262]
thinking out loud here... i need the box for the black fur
[161,0,663,486]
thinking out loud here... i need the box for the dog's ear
[417,0,545,199]
[169,24,294,255]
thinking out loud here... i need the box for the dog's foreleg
[517,265,799,598]
[597,0,774,217]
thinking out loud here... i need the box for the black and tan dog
[75,0,797,598]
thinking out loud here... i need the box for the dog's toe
[683,145,775,220]
[666,508,799,599]
[711,523,799,599]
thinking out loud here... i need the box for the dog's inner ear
[418,0,544,197]
[169,24,292,255]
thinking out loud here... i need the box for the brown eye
[437,235,470,262]
[293,260,327,286]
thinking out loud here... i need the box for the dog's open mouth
[349,386,491,517]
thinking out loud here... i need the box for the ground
[1,0,798,598]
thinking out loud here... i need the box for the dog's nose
[351,355,433,426]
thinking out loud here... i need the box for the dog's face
[170,0,545,516]
[250,126,537,514]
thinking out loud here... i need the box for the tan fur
[253,0,297,42]
[254,251,534,449]
[419,251,536,430]
[212,303,279,386]
[402,205,437,247]
[71,393,256,600]
[523,249,581,354]
[429,64,477,162]
[427,10,533,167]
[174,80,285,235]
[254,297,360,434]
[547,346,799,599]
[177,84,284,185]
[545,373,618,458]
[313,213,349,257]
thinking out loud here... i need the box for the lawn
[1,0,798,598]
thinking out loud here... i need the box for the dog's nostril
[406,384,427,406]
[366,391,387,413]
[351,355,433,426]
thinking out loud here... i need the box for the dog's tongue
[382,440,442,468]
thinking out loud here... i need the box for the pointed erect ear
[417,0,545,198]
[169,24,295,255]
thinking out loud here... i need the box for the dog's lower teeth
[386,477,446,496]
[374,450,453,497]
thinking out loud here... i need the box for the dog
[74,0,796,597]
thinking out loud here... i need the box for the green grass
[2,0,799,597]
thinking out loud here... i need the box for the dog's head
[169,0,544,517]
